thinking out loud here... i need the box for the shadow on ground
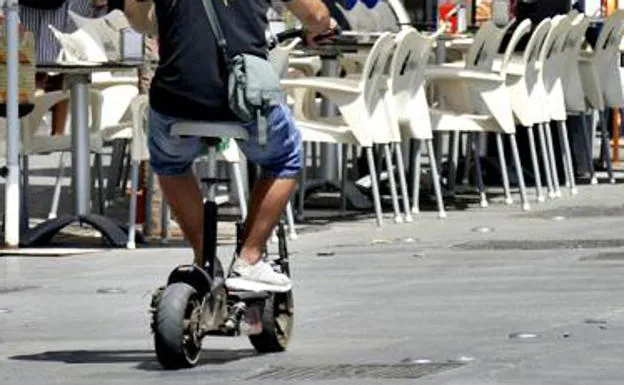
[10,348,258,371]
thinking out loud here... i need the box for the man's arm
[124,0,158,35]
[283,0,334,43]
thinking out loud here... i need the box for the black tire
[153,283,203,369]
[249,290,294,353]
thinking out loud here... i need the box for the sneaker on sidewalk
[226,258,292,293]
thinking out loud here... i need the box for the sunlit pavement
[2,178,624,384]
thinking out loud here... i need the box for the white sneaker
[225,258,292,293]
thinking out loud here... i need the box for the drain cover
[247,363,463,381]
[453,239,624,251]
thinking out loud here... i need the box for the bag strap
[200,0,230,66]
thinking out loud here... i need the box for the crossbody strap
[200,0,230,66]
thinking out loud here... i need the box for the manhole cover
[453,239,624,251]
[246,363,463,381]
[524,206,624,219]
[580,252,624,261]
[0,285,40,294]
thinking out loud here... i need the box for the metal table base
[20,214,131,247]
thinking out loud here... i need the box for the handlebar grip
[273,25,342,45]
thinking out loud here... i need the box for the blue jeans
[148,104,303,179]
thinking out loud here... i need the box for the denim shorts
[148,104,303,179]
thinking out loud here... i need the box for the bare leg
[240,177,297,264]
[51,101,69,135]
[158,172,204,265]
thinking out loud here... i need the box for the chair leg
[448,131,460,195]
[285,200,297,240]
[495,133,513,205]
[473,133,488,208]
[558,120,578,195]
[366,147,384,227]
[525,126,545,202]
[95,153,106,215]
[393,142,412,222]
[600,109,615,184]
[543,122,562,198]
[230,162,248,221]
[462,133,473,185]
[556,121,571,190]
[509,134,530,211]
[580,111,597,184]
[120,144,132,194]
[383,143,402,224]
[126,159,140,249]
[48,152,66,219]
[426,139,447,219]
[106,139,125,203]
[340,144,348,213]
[410,139,422,215]
[537,123,556,199]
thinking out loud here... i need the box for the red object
[438,1,458,33]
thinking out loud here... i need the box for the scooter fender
[167,264,213,296]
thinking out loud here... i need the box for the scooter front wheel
[153,283,203,369]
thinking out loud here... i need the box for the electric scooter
[148,27,340,370]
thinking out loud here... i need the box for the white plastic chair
[579,11,624,184]
[561,13,596,186]
[281,33,397,226]
[435,20,530,210]
[495,18,552,202]
[385,27,446,218]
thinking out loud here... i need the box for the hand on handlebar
[304,18,339,47]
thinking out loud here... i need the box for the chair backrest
[97,84,140,129]
[538,14,572,66]
[595,11,624,107]
[595,10,624,55]
[373,1,400,32]
[562,13,590,112]
[563,13,589,59]
[522,17,551,66]
[361,32,395,106]
[500,18,532,76]
[387,28,434,138]
[345,2,380,31]
[465,19,514,70]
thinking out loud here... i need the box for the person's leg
[226,104,303,292]
[159,173,205,264]
[46,75,67,135]
[239,177,297,264]
[147,108,204,263]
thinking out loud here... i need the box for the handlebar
[269,26,342,49]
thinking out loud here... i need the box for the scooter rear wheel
[153,283,203,369]
[249,290,294,353]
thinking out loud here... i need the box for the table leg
[19,73,131,248]
[68,74,91,216]
[319,57,340,181]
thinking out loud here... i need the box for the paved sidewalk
[2,179,624,384]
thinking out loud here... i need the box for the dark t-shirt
[150,0,271,120]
